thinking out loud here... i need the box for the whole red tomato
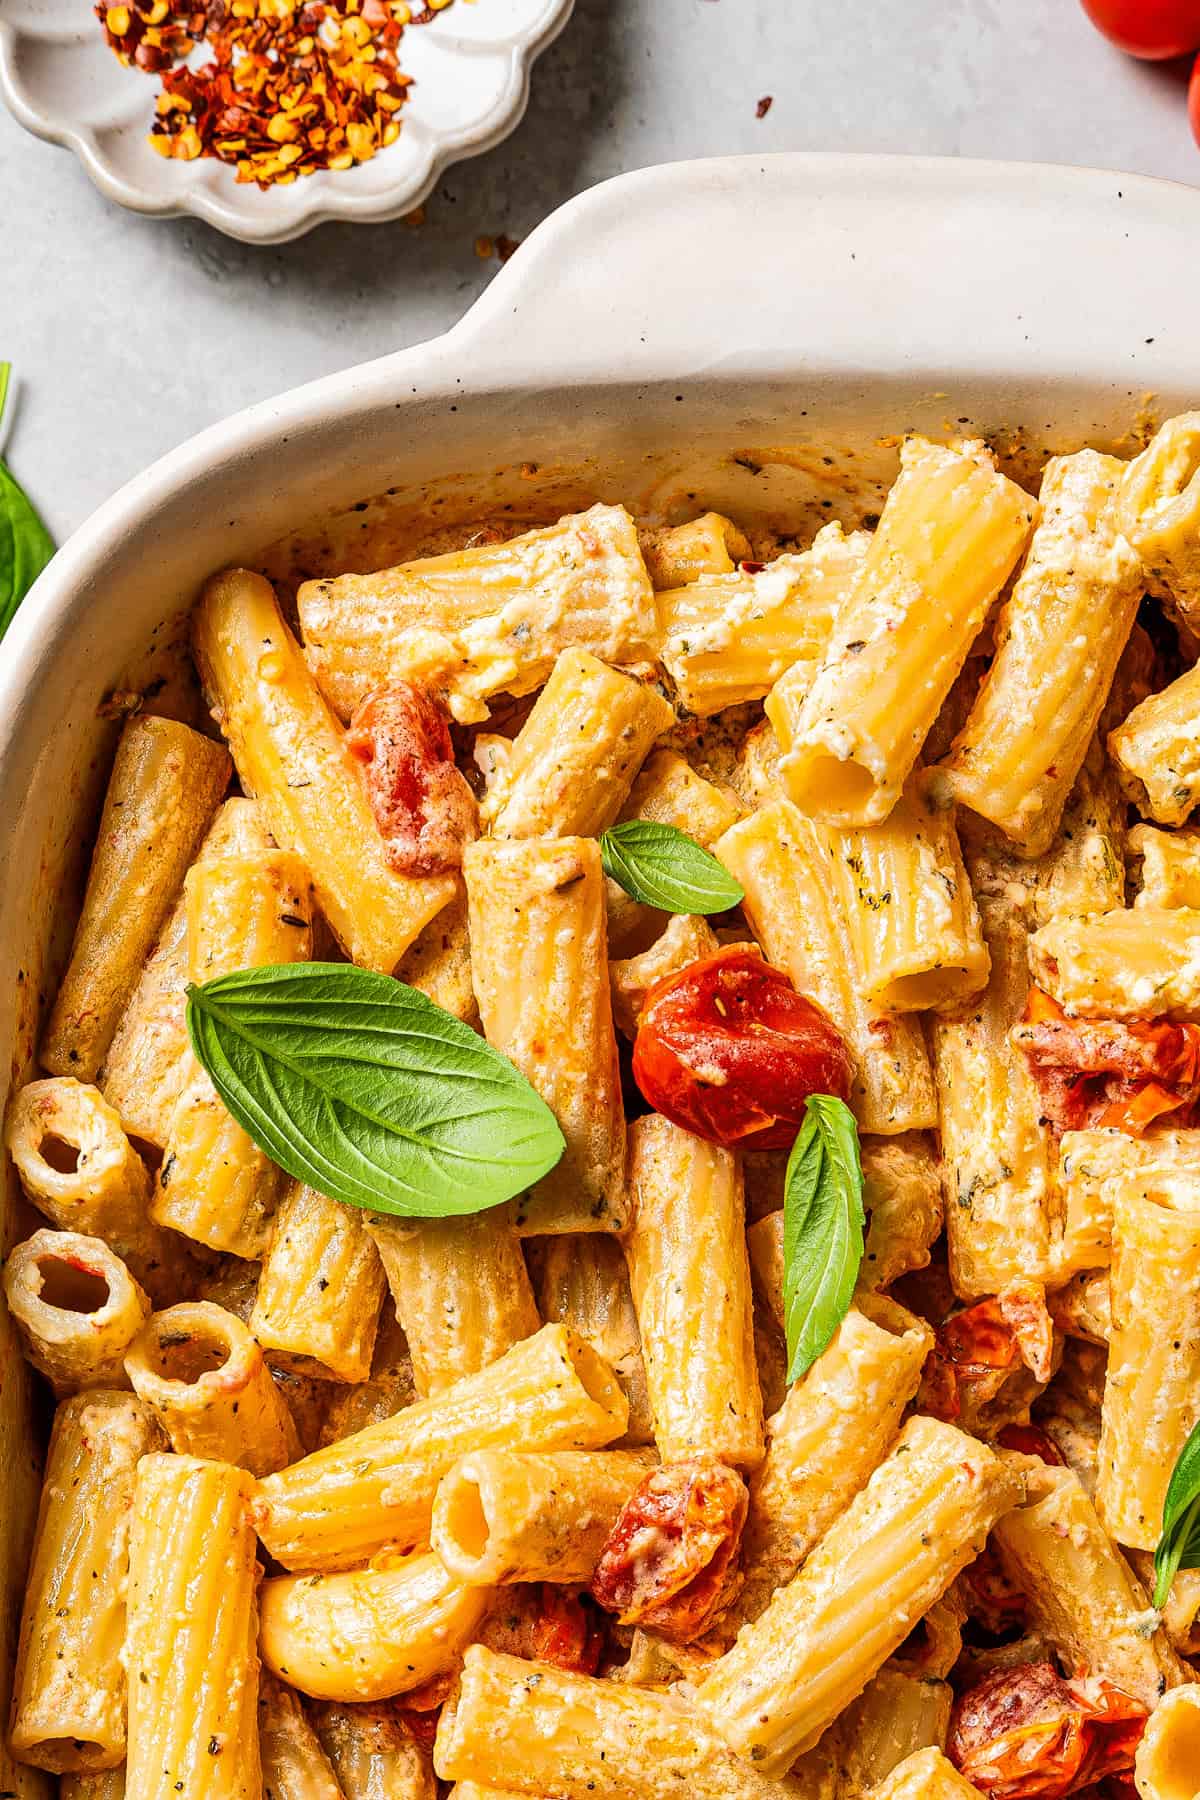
[1080,0,1200,58]
[631,946,852,1149]
[1191,50,1200,143]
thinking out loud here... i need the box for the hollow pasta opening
[149,1328,233,1385]
[1143,1697,1200,1800]
[24,1737,111,1776]
[36,1256,111,1315]
[792,752,879,821]
[38,1132,81,1175]
[564,1330,621,1412]
[443,1473,491,1563]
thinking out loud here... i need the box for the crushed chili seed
[755,95,773,118]
[94,0,445,186]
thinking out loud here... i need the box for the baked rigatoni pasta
[824,1669,952,1799]
[251,1183,387,1383]
[716,800,937,1134]
[100,795,273,1147]
[465,836,626,1234]
[480,650,674,840]
[154,847,314,1257]
[2,1228,149,1394]
[1133,1681,1200,1800]
[366,1210,540,1396]
[937,449,1142,855]
[394,883,478,1024]
[252,1323,627,1570]
[867,1748,984,1800]
[298,504,658,725]
[993,1460,1187,1706]
[1096,1180,1200,1550]
[1111,662,1200,827]
[860,1133,945,1291]
[525,1232,654,1446]
[40,714,231,1081]
[124,1300,301,1475]
[1120,410,1200,629]
[625,1113,763,1467]
[609,913,721,1036]
[435,1646,807,1800]
[259,1550,488,1703]
[9,1390,160,1772]
[1030,903,1200,1019]
[5,1076,187,1302]
[258,1675,345,1800]
[193,568,456,972]
[431,1447,656,1585]
[312,1703,436,1800]
[766,437,1034,825]
[694,1416,1023,1770]
[125,1454,261,1800]
[657,523,868,717]
[733,1296,932,1626]
[1131,823,1200,907]
[639,511,752,588]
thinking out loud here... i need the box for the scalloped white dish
[0,0,573,243]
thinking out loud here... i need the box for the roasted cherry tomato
[347,681,477,876]
[631,947,852,1149]
[949,1661,1147,1799]
[1191,50,1200,145]
[1013,988,1200,1138]
[477,1583,604,1675]
[996,1423,1066,1465]
[1080,0,1200,58]
[590,1458,748,1644]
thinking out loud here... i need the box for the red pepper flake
[93,0,444,186]
[755,95,773,119]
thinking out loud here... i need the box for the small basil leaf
[1153,1414,1200,1608]
[782,1093,865,1383]
[185,962,565,1218]
[0,364,55,640]
[600,820,744,915]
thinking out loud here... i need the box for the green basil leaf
[185,962,565,1218]
[782,1093,865,1383]
[1153,1413,1200,1608]
[0,365,55,640]
[600,820,744,915]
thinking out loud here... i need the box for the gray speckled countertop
[2,0,1197,537]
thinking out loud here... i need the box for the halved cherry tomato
[949,1661,1147,1799]
[996,1423,1066,1465]
[1013,989,1200,1137]
[1191,50,1200,144]
[590,1458,748,1644]
[347,681,477,876]
[631,947,852,1149]
[1080,0,1200,59]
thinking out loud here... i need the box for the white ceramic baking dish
[1,154,1198,1791]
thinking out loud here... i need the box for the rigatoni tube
[125,1300,300,1476]
[125,1455,261,1800]
[2,1228,150,1394]
[154,848,314,1257]
[464,836,627,1234]
[366,1211,540,1397]
[868,1748,985,1800]
[4,1076,188,1303]
[733,1296,932,1627]
[993,1461,1186,1705]
[693,1415,1024,1771]
[251,1323,628,1571]
[525,1233,654,1446]
[257,1672,346,1800]
[431,1447,656,1585]
[312,1703,435,1800]
[715,801,936,1135]
[100,795,272,1149]
[40,714,230,1080]
[625,1114,763,1468]
[1097,1184,1200,1550]
[193,568,455,973]
[434,1646,808,1800]
[259,1551,488,1703]
[639,511,751,588]
[1030,905,1200,1019]
[9,1390,160,1772]
[1120,411,1200,631]
[481,650,673,840]
[766,436,1034,826]
[298,504,657,726]
[1110,663,1200,827]
[937,449,1141,855]
[252,1184,387,1384]
[1133,1682,1200,1800]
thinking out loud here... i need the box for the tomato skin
[1080,0,1200,57]
[1191,51,1200,144]
[346,681,477,875]
[632,947,852,1149]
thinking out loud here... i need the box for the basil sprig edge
[1153,1415,1200,1609]
[0,363,55,640]
[185,962,565,1218]
[782,1093,866,1383]
[600,820,744,916]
